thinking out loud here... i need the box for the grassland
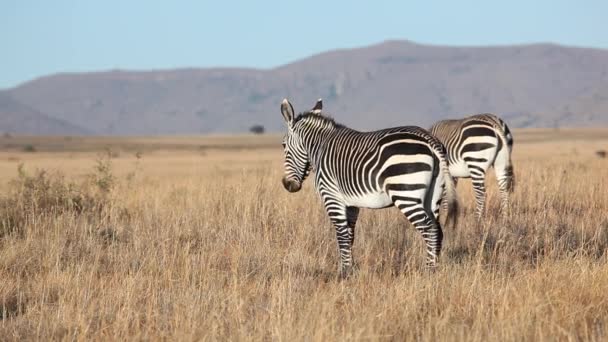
[0,128,607,341]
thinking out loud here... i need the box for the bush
[92,150,115,194]
[249,125,265,135]
[0,154,118,238]
[22,144,36,152]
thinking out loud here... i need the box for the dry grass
[0,129,607,341]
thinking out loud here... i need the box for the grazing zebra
[279,99,458,277]
[429,114,514,219]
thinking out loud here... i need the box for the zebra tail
[440,153,459,229]
[491,116,515,193]
[443,164,459,230]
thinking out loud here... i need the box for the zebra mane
[294,111,345,129]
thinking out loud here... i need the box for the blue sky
[1,0,607,89]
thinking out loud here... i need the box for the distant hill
[2,40,608,135]
[0,93,88,135]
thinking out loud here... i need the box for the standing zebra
[279,99,458,277]
[429,114,514,219]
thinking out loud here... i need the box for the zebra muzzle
[282,178,301,193]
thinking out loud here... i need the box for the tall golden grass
[0,129,607,341]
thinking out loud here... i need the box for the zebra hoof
[338,266,356,280]
[425,261,439,271]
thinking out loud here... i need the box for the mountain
[2,40,608,135]
[0,93,89,135]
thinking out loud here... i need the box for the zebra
[429,114,514,219]
[279,98,458,277]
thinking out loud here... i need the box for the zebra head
[280,98,315,193]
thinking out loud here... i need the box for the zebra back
[430,113,513,152]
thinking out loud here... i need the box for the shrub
[249,125,265,135]
[22,144,36,152]
[0,154,119,238]
[92,150,115,194]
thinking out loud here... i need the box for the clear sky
[1,0,607,89]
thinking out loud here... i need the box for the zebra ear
[281,99,295,126]
[311,98,322,113]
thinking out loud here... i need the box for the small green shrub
[22,145,36,152]
[0,154,121,238]
[92,150,115,194]
[249,125,265,135]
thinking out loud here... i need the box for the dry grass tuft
[0,152,120,239]
[0,129,607,341]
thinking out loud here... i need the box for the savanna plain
[0,128,607,341]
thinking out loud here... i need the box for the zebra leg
[327,204,357,278]
[425,219,444,267]
[470,176,486,219]
[494,160,514,215]
[346,206,360,255]
[341,206,360,274]
[413,211,443,267]
[466,162,487,219]
[497,176,510,214]
[394,201,443,267]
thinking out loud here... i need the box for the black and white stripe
[280,99,458,277]
[430,114,514,219]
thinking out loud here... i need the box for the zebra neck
[301,126,340,168]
